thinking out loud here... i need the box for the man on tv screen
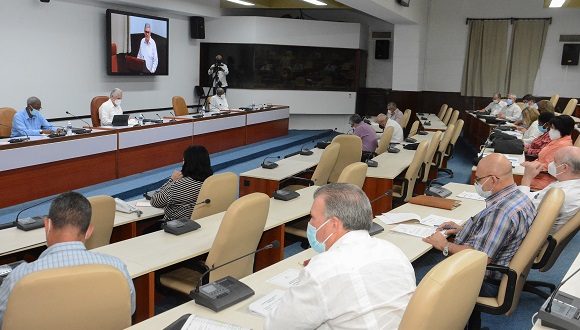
[137,23,158,73]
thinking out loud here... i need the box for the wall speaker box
[561,44,580,65]
[190,16,205,39]
[375,40,390,60]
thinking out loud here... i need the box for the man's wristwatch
[442,243,450,257]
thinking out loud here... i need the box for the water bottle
[66,121,73,136]
[251,101,256,110]
[138,113,144,126]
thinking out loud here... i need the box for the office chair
[437,104,448,120]
[172,96,189,116]
[562,98,578,116]
[401,109,412,129]
[549,94,559,108]
[375,126,394,155]
[399,250,487,330]
[408,120,420,138]
[442,107,453,125]
[195,85,209,108]
[432,124,455,175]
[448,109,459,127]
[90,96,108,127]
[575,135,580,147]
[437,119,464,178]
[190,172,238,220]
[2,265,132,330]
[282,143,340,191]
[0,107,16,138]
[327,134,362,183]
[419,131,443,191]
[392,140,428,203]
[84,195,115,250]
[336,162,368,188]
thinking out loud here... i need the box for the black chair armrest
[186,260,211,285]
[532,235,557,270]
[475,264,518,315]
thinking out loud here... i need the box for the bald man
[423,153,536,297]
[519,146,580,234]
[375,113,404,144]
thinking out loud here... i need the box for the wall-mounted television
[106,9,169,75]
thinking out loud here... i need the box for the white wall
[0,0,209,124]
[423,0,580,97]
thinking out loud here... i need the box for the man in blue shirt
[0,192,136,326]
[10,96,58,137]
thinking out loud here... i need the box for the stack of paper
[457,191,485,201]
[266,268,300,288]
[135,201,152,207]
[376,213,421,225]
[248,289,285,317]
[181,314,249,330]
[390,224,437,238]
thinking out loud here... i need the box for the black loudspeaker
[375,39,390,59]
[190,16,205,39]
[561,44,580,65]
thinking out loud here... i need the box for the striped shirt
[150,176,203,221]
[455,184,536,280]
[0,242,135,326]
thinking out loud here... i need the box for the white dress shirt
[265,230,416,330]
[98,99,123,126]
[499,103,522,121]
[137,38,158,73]
[207,63,229,87]
[385,119,404,144]
[522,120,542,145]
[484,100,507,116]
[209,95,229,111]
[519,178,580,234]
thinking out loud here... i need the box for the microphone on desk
[65,111,93,133]
[544,267,580,313]
[162,199,211,235]
[14,197,55,231]
[315,128,338,150]
[190,240,280,312]
[538,266,580,329]
[369,190,393,204]
[299,140,315,156]
[261,156,281,169]
[425,173,453,198]
[472,130,495,165]
[0,123,30,143]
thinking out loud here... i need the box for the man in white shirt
[265,183,416,329]
[98,88,123,126]
[520,146,580,234]
[375,113,404,144]
[479,93,506,116]
[498,93,522,121]
[137,23,158,73]
[386,102,404,125]
[207,54,229,94]
[208,88,228,111]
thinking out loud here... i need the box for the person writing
[151,145,213,221]
[208,87,229,112]
[137,23,158,73]
[11,97,59,137]
[98,88,123,126]
[207,55,229,94]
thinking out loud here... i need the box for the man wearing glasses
[137,23,158,73]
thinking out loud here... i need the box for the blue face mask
[307,219,333,253]
[538,125,547,133]
[506,99,513,106]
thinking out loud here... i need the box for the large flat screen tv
[106,9,169,75]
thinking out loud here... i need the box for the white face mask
[548,129,561,141]
[113,99,122,107]
[548,162,564,178]
[474,177,494,199]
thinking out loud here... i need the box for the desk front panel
[193,114,247,153]
[246,108,290,144]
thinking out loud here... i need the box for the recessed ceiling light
[302,0,327,6]
[227,0,255,6]
[549,0,566,7]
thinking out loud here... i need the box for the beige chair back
[399,140,428,202]
[2,265,132,330]
[549,94,559,107]
[401,109,412,129]
[575,135,580,147]
[172,96,189,116]
[446,119,465,158]
[311,143,340,186]
[437,104,448,120]
[422,131,443,182]
[90,96,108,127]
[375,126,394,155]
[477,188,564,315]
[408,120,420,137]
[516,102,526,110]
[206,193,270,282]
[84,195,115,250]
[400,250,487,330]
[0,107,16,137]
[448,109,460,127]
[328,134,362,183]
[435,124,455,167]
[442,107,453,125]
[562,98,578,116]
[535,211,580,272]
[336,162,368,188]
[191,172,238,220]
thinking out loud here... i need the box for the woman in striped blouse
[151,145,213,221]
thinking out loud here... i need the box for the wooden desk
[417,113,447,131]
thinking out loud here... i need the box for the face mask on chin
[548,129,562,141]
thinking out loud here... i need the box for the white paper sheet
[377,212,421,225]
[248,289,285,317]
[135,201,152,207]
[266,268,300,288]
[457,191,486,201]
[181,314,249,330]
[390,224,437,238]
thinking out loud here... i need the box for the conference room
[1,0,580,329]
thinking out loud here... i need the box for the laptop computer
[111,114,130,127]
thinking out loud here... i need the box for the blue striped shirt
[10,108,55,137]
[0,242,135,326]
[455,184,536,280]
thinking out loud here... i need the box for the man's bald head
[476,153,513,179]
[554,146,580,177]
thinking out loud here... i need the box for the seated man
[497,93,521,121]
[265,183,416,329]
[98,88,123,126]
[10,96,59,137]
[209,87,229,112]
[0,192,136,325]
[519,146,580,234]
[478,92,506,116]
[386,102,404,125]
[524,111,555,155]
[422,153,536,297]
[349,114,378,160]
[375,113,404,144]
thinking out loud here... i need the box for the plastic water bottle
[138,113,144,126]
[66,121,73,136]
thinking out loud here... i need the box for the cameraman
[207,54,229,95]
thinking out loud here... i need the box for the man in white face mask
[423,153,536,298]
[497,93,522,121]
[98,88,123,126]
[519,146,580,234]
[266,183,415,329]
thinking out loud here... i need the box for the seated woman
[151,145,213,221]
[522,101,555,146]
[522,115,575,191]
